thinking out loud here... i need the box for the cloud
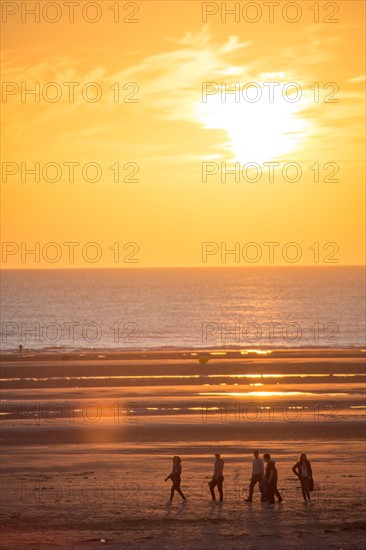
[348,75,365,83]
[1,28,364,164]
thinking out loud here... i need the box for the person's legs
[267,482,275,504]
[217,477,223,502]
[170,483,176,501]
[248,476,256,499]
[176,486,186,500]
[274,486,283,502]
[245,474,263,502]
[209,480,217,500]
[303,477,310,500]
[248,474,261,500]
[260,480,267,502]
[301,478,309,501]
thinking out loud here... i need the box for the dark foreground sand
[1,349,365,549]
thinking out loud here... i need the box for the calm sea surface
[1,266,365,351]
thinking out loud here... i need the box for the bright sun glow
[197,82,311,164]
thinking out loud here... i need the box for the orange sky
[1,0,365,267]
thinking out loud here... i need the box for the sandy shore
[1,349,365,549]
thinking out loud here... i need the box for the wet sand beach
[1,349,365,549]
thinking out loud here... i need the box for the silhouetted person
[263,453,277,507]
[245,450,264,502]
[293,453,313,504]
[165,456,187,504]
[18,344,23,353]
[209,453,224,503]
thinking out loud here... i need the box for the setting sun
[197,79,311,164]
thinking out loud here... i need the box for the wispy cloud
[2,28,364,164]
[348,75,365,83]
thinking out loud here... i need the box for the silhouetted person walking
[245,450,264,502]
[209,453,224,503]
[165,456,187,504]
[263,453,277,507]
[293,453,313,504]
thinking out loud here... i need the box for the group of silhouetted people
[245,450,285,506]
[165,451,314,506]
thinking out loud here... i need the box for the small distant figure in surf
[18,344,23,353]
[245,450,264,502]
[165,456,187,504]
[209,453,224,503]
[292,453,313,504]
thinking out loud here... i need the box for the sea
[0,266,365,352]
